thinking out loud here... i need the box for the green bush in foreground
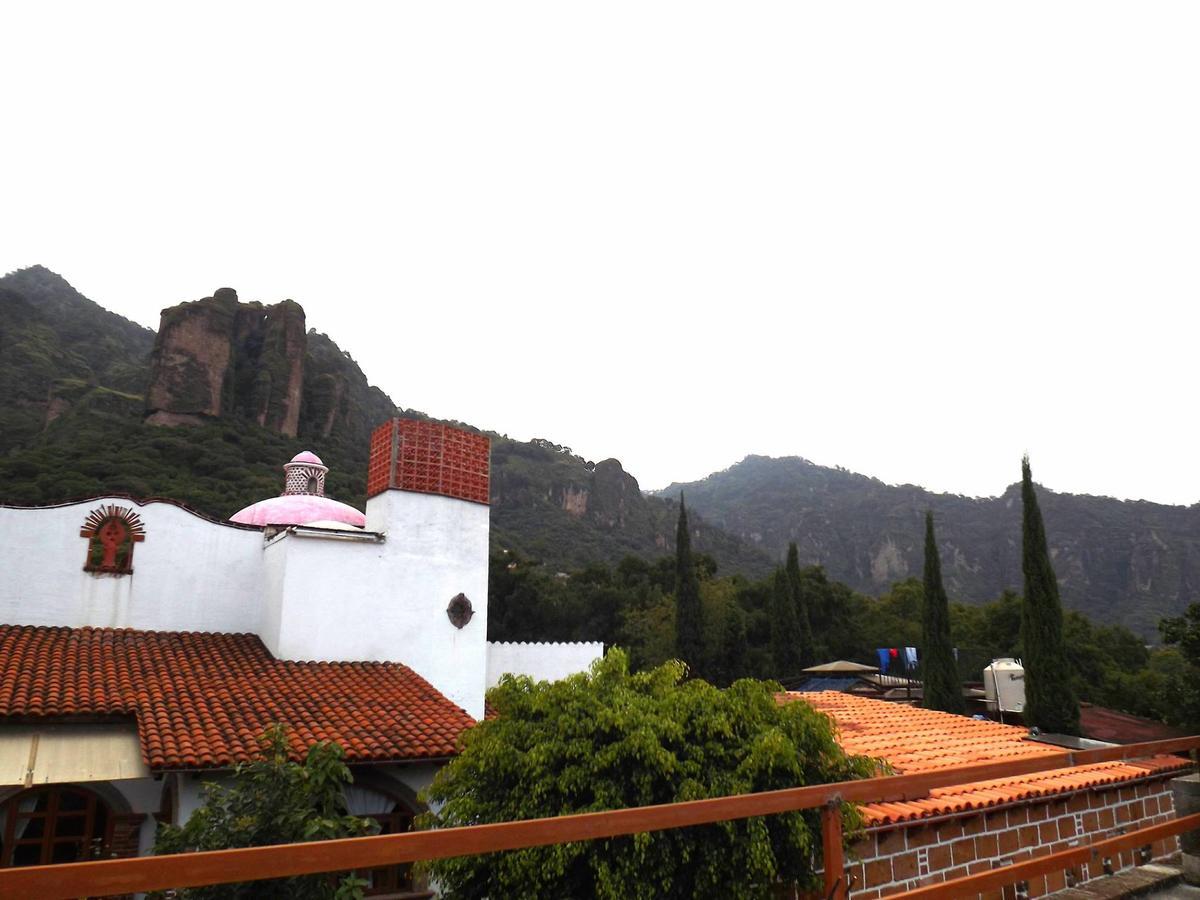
[419,649,876,899]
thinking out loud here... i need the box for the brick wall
[367,419,490,505]
[841,776,1179,899]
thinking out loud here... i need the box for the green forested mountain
[5,264,1200,727]
[0,266,154,454]
[0,266,769,576]
[656,455,1200,635]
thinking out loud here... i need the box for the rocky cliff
[145,289,306,436]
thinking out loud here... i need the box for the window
[0,786,113,867]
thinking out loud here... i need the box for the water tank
[983,658,1026,713]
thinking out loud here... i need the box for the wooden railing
[0,735,1197,900]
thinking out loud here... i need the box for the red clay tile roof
[788,692,1188,826]
[0,625,475,770]
[1080,701,1187,745]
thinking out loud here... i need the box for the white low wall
[486,641,605,688]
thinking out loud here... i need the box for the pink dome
[290,450,325,466]
[229,494,366,528]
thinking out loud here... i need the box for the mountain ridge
[656,454,1200,635]
[4,264,1196,633]
[661,452,1198,509]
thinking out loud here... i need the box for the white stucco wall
[263,491,490,719]
[486,641,605,688]
[0,499,265,633]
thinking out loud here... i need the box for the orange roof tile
[786,692,1189,826]
[0,625,474,770]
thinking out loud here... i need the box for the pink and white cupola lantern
[229,451,367,529]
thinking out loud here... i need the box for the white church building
[0,418,601,891]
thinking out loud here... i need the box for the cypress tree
[1020,457,1081,734]
[921,512,965,714]
[769,568,803,679]
[784,543,817,668]
[674,496,704,676]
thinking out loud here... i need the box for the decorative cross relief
[80,506,145,575]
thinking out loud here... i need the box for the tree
[1158,605,1200,730]
[153,724,376,899]
[674,496,704,675]
[418,650,875,899]
[1020,457,1080,734]
[784,543,817,669]
[921,512,965,714]
[769,568,804,679]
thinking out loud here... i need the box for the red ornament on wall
[80,506,146,575]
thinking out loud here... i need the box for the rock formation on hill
[145,289,307,436]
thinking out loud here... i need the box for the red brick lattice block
[367,419,490,505]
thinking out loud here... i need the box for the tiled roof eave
[0,624,475,770]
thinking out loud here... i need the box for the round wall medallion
[447,593,474,629]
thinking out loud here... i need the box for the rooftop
[791,692,1188,826]
[0,624,474,769]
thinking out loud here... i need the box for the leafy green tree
[674,497,705,675]
[769,568,804,679]
[701,579,749,686]
[1020,457,1080,734]
[715,601,749,687]
[921,512,965,714]
[153,724,376,899]
[784,544,817,669]
[419,650,875,899]
[1158,605,1200,730]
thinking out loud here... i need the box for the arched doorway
[0,785,113,867]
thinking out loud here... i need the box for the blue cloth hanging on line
[876,648,891,673]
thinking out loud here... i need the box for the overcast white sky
[2,3,1198,505]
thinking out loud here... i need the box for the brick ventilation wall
[367,419,490,505]
[841,777,1179,899]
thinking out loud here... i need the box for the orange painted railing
[0,735,1197,900]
